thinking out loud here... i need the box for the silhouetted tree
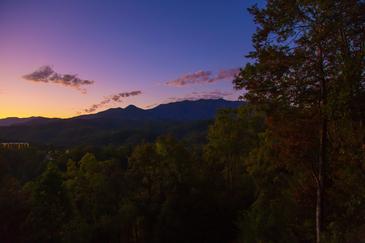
[235,0,365,241]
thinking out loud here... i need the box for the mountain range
[0,99,242,146]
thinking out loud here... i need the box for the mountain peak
[124,104,141,111]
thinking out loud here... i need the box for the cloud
[23,65,95,93]
[165,68,240,87]
[109,91,142,102]
[165,90,234,103]
[165,70,212,87]
[211,68,240,83]
[83,91,142,113]
[146,103,158,109]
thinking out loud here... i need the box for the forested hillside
[0,99,241,146]
[1,107,265,243]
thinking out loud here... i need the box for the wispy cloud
[83,91,142,113]
[145,103,158,109]
[23,65,95,93]
[165,68,240,87]
[165,90,234,103]
[165,70,212,87]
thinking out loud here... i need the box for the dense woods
[0,107,262,243]
[0,0,364,242]
[1,104,364,242]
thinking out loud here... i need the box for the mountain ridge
[0,99,243,126]
[0,99,243,146]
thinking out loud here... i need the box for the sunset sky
[0,0,261,118]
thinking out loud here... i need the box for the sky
[0,0,262,118]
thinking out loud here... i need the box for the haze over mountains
[0,99,242,146]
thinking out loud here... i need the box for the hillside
[0,99,242,146]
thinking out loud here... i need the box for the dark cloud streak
[165,90,234,103]
[83,91,142,113]
[165,68,240,87]
[23,65,95,93]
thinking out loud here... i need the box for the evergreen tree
[235,0,365,241]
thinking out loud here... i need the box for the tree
[203,107,262,242]
[204,106,265,190]
[0,176,29,243]
[25,162,72,242]
[65,153,124,242]
[237,129,303,243]
[126,136,195,242]
[235,1,365,241]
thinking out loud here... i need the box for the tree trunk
[316,46,327,243]
[317,115,327,243]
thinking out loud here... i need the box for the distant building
[0,143,30,149]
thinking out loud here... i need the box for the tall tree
[204,106,265,190]
[25,163,72,242]
[235,1,365,242]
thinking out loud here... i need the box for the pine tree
[235,1,365,241]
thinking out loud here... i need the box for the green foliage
[204,106,265,189]
[0,103,363,242]
[237,131,301,243]
[25,162,72,242]
[0,176,29,242]
[234,0,365,241]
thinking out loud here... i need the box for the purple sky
[0,0,262,118]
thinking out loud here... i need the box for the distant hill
[0,99,243,146]
[71,99,242,121]
[0,117,60,127]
